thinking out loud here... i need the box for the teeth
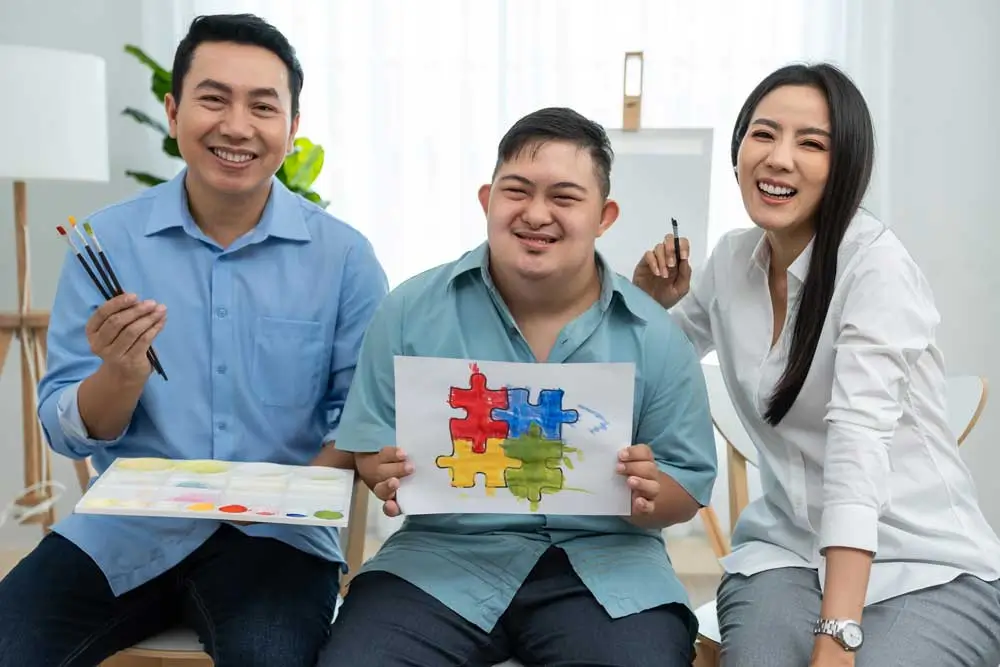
[212,148,256,164]
[758,181,796,197]
[516,233,554,243]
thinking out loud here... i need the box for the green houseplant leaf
[162,136,181,159]
[125,171,167,187]
[279,138,325,191]
[122,107,169,136]
[124,44,172,102]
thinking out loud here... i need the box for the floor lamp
[0,45,109,532]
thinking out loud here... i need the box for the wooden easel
[622,51,644,131]
[0,181,95,533]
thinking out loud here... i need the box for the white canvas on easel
[598,128,714,280]
[595,51,714,280]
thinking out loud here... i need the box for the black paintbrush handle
[76,251,167,381]
[76,255,111,300]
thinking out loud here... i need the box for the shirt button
[216,307,228,318]
[216,365,227,375]
[217,421,227,431]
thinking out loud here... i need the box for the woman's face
[736,84,831,238]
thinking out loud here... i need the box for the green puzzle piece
[501,423,570,511]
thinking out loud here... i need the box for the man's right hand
[355,447,414,517]
[86,293,166,385]
[632,234,692,310]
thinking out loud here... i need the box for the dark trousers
[319,546,696,667]
[0,524,340,667]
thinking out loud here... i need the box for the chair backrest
[701,362,757,467]
[341,476,370,595]
[699,367,989,552]
[946,375,989,446]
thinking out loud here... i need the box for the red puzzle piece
[449,364,509,453]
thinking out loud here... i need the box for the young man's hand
[616,445,660,518]
[355,447,414,517]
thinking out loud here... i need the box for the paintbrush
[671,217,681,268]
[68,217,115,298]
[56,222,167,381]
[80,220,166,379]
[81,221,123,295]
[56,225,111,300]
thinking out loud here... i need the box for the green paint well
[313,510,343,520]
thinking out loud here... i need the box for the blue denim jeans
[0,524,339,667]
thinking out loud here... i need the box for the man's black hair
[172,13,304,117]
[493,107,614,198]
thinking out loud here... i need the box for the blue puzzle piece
[492,387,579,440]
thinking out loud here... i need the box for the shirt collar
[448,241,646,320]
[749,231,814,284]
[748,209,889,284]
[145,169,311,243]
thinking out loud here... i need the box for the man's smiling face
[165,40,298,197]
[479,139,617,282]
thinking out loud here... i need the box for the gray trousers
[716,567,1000,667]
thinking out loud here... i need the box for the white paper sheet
[394,356,635,516]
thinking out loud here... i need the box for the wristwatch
[813,618,864,651]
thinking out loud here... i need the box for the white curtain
[150,0,851,540]
[156,0,847,288]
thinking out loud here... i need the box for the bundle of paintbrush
[56,217,167,381]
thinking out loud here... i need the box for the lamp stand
[0,181,95,533]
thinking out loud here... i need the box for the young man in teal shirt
[319,107,717,666]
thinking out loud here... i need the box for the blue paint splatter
[576,404,610,434]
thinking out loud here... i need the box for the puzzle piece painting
[395,356,635,516]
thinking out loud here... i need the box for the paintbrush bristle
[56,225,67,235]
[83,222,94,235]
[68,216,77,226]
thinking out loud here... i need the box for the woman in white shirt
[633,63,1000,667]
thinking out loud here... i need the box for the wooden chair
[98,474,370,667]
[691,372,989,667]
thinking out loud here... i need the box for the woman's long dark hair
[730,63,875,426]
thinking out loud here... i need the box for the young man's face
[165,41,298,198]
[478,140,618,283]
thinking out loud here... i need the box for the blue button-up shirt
[336,242,717,633]
[37,171,388,596]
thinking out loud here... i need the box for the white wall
[0,0,179,546]
[880,0,1000,528]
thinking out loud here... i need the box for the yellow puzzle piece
[436,438,522,488]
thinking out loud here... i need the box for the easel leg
[693,639,721,667]
[0,330,12,377]
[18,325,54,530]
[20,329,40,506]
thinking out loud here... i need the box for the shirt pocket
[250,316,325,408]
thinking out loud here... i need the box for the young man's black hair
[171,13,304,117]
[492,106,615,199]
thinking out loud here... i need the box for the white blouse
[672,210,1000,604]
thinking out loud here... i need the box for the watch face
[841,623,864,649]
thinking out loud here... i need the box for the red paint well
[219,504,248,513]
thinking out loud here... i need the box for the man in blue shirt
[0,14,387,667]
[318,108,717,666]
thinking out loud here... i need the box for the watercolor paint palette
[75,457,354,527]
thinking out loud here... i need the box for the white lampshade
[0,45,109,182]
